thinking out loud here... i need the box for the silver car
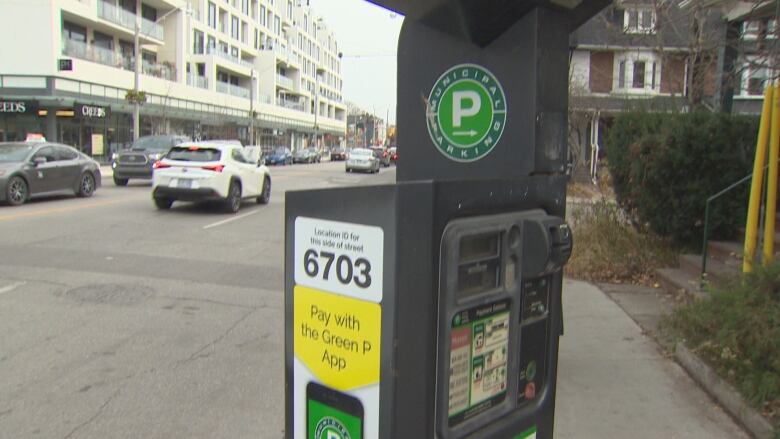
[0,142,102,206]
[345,148,380,173]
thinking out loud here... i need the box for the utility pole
[133,0,141,141]
[313,73,319,150]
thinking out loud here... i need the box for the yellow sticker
[294,285,381,391]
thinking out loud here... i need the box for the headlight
[111,153,118,160]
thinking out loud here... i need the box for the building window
[208,2,217,29]
[767,19,777,39]
[141,4,157,22]
[232,16,239,39]
[242,0,249,15]
[615,55,660,93]
[288,0,293,19]
[274,15,281,35]
[231,46,239,58]
[219,41,229,54]
[208,35,216,52]
[260,6,266,26]
[92,31,114,50]
[624,8,655,34]
[62,21,87,42]
[193,30,204,54]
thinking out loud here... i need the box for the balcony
[276,97,305,112]
[97,1,164,41]
[216,81,250,99]
[207,46,254,69]
[62,38,176,81]
[257,94,272,104]
[187,73,208,89]
[276,74,294,90]
[63,38,119,68]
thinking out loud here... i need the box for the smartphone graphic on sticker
[307,382,364,439]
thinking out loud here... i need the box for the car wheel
[113,177,128,186]
[77,172,96,198]
[6,176,27,206]
[257,177,271,204]
[225,181,242,213]
[154,197,173,210]
[346,168,351,173]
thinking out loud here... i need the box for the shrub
[565,198,676,283]
[664,261,780,428]
[606,111,759,249]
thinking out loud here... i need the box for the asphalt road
[0,160,393,439]
[0,161,747,439]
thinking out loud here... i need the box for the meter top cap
[368,0,608,46]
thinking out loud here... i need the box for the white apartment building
[0,0,347,154]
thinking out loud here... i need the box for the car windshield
[0,143,33,163]
[274,148,288,155]
[166,146,221,162]
[351,149,371,157]
[131,136,177,152]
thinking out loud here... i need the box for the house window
[743,59,768,96]
[193,30,205,54]
[141,4,157,22]
[92,31,114,50]
[767,19,777,39]
[624,8,655,34]
[742,20,759,40]
[208,2,217,29]
[632,61,645,88]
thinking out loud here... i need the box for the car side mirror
[32,157,46,166]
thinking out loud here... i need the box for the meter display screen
[448,299,510,427]
[457,233,501,298]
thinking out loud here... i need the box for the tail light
[153,161,170,169]
[202,164,225,172]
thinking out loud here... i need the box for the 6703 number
[303,249,372,288]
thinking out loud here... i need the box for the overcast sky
[308,0,404,124]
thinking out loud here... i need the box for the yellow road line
[0,197,136,222]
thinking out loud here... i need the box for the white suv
[151,142,271,213]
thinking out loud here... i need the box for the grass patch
[565,198,677,284]
[664,263,780,430]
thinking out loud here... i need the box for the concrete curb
[675,343,776,439]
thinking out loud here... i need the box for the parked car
[265,147,293,165]
[371,147,391,167]
[345,148,380,173]
[111,134,189,186]
[0,142,101,206]
[389,147,398,165]
[151,141,271,213]
[330,147,347,161]
[293,147,321,164]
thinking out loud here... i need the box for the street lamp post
[249,69,255,145]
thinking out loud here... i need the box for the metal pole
[133,0,141,141]
[250,70,255,145]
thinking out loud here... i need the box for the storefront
[0,100,44,142]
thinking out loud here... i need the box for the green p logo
[426,64,507,162]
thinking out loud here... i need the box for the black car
[111,135,188,185]
[0,142,101,206]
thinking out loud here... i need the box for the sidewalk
[555,280,749,438]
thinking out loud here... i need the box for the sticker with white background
[295,217,384,303]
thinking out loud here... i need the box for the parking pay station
[285,0,608,437]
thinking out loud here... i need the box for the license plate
[177,179,192,188]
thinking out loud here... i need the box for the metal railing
[276,74,294,89]
[700,160,777,283]
[276,97,305,112]
[62,39,119,67]
[207,46,254,69]
[257,94,272,104]
[186,73,208,89]
[216,81,250,98]
[62,39,175,81]
[97,1,163,40]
